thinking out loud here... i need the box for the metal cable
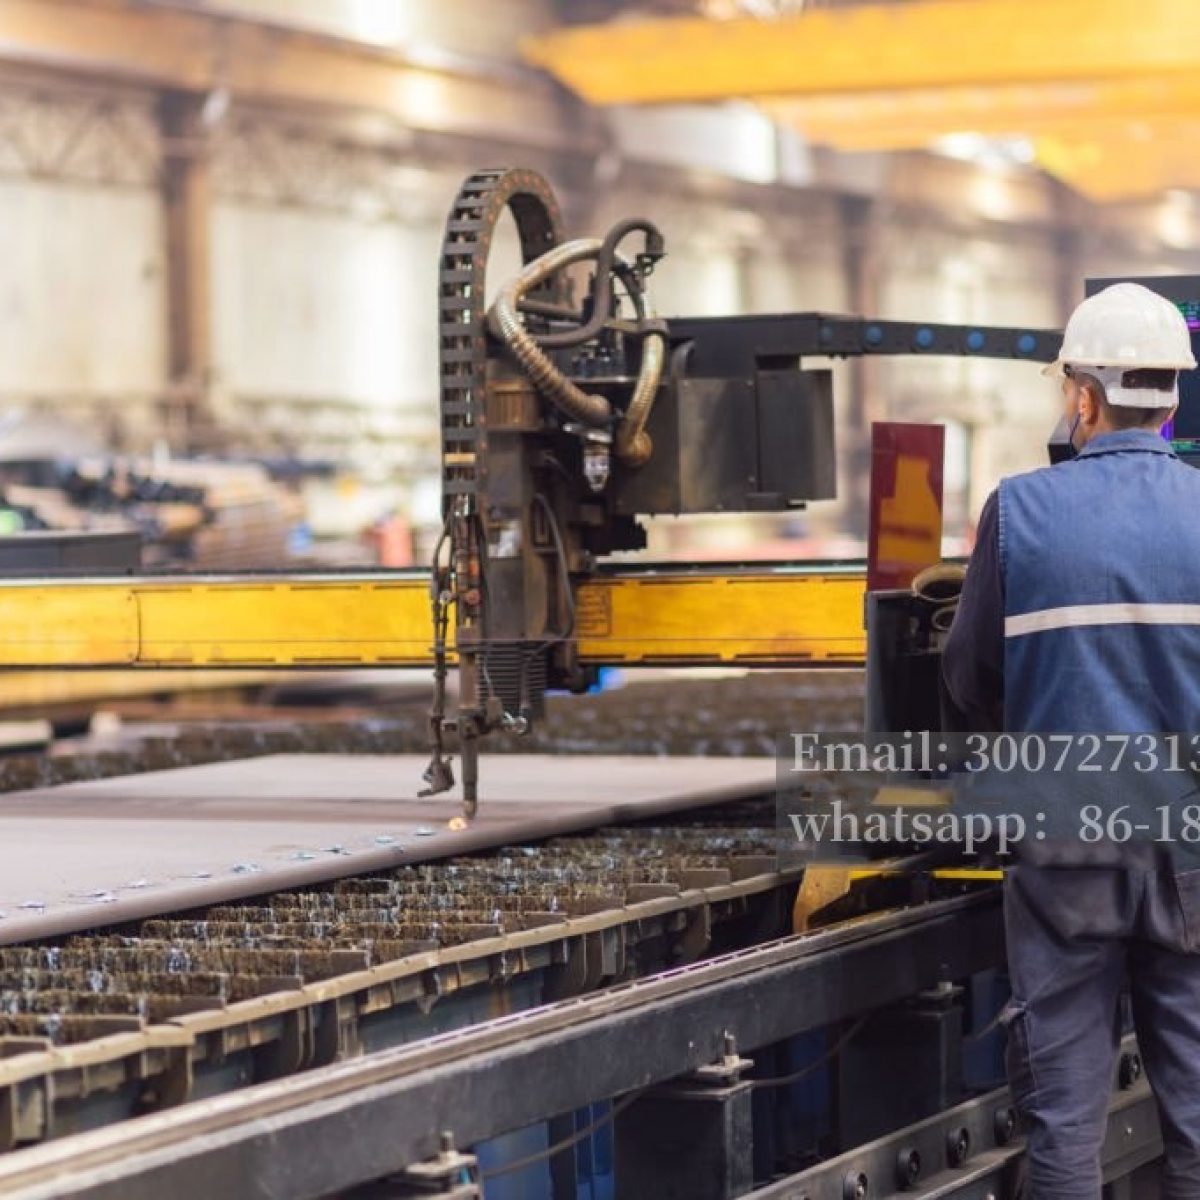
[535,216,663,350]
[472,511,499,705]
[420,513,456,796]
[479,1088,647,1181]
[748,1015,869,1090]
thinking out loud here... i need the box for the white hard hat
[1043,282,1197,408]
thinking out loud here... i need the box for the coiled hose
[487,239,665,465]
[911,561,967,633]
[488,238,612,428]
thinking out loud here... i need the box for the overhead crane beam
[523,0,1200,105]
[765,77,1200,152]
[764,78,1200,201]
[768,101,1200,201]
[770,102,1200,202]
[1035,123,1200,203]
[524,0,1200,201]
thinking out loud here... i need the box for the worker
[942,282,1200,1200]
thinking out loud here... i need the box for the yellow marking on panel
[876,455,943,586]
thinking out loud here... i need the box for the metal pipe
[615,331,665,466]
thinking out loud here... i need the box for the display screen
[1177,302,1200,441]
[1178,299,1200,331]
[1166,300,1200,445]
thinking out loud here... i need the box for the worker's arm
[942,489,1004,730]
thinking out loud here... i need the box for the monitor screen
[1177,298,1200,332]
[1171,299,1200,443]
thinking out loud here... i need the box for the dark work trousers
[1004,864,1200,1199]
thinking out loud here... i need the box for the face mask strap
[1062,364,1082,457]
[1066,408,1082,456]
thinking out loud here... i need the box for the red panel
[867,422,945,592]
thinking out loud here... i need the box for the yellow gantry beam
[0,570,867,670]
[524,0,1200,105]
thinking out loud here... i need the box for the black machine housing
[476,312,839,722]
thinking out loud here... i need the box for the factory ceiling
[527,0,1200,202]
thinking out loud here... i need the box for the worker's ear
[1079,384,1102,427]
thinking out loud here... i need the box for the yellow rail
[0,568,866,669]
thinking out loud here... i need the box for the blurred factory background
[2,0,1198,568]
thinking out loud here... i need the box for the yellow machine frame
[0,568,866,670]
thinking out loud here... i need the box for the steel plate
[0,753,777,943]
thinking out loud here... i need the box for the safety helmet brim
[1047,361,1184,408]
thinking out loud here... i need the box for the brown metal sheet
[0,754,777,944]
